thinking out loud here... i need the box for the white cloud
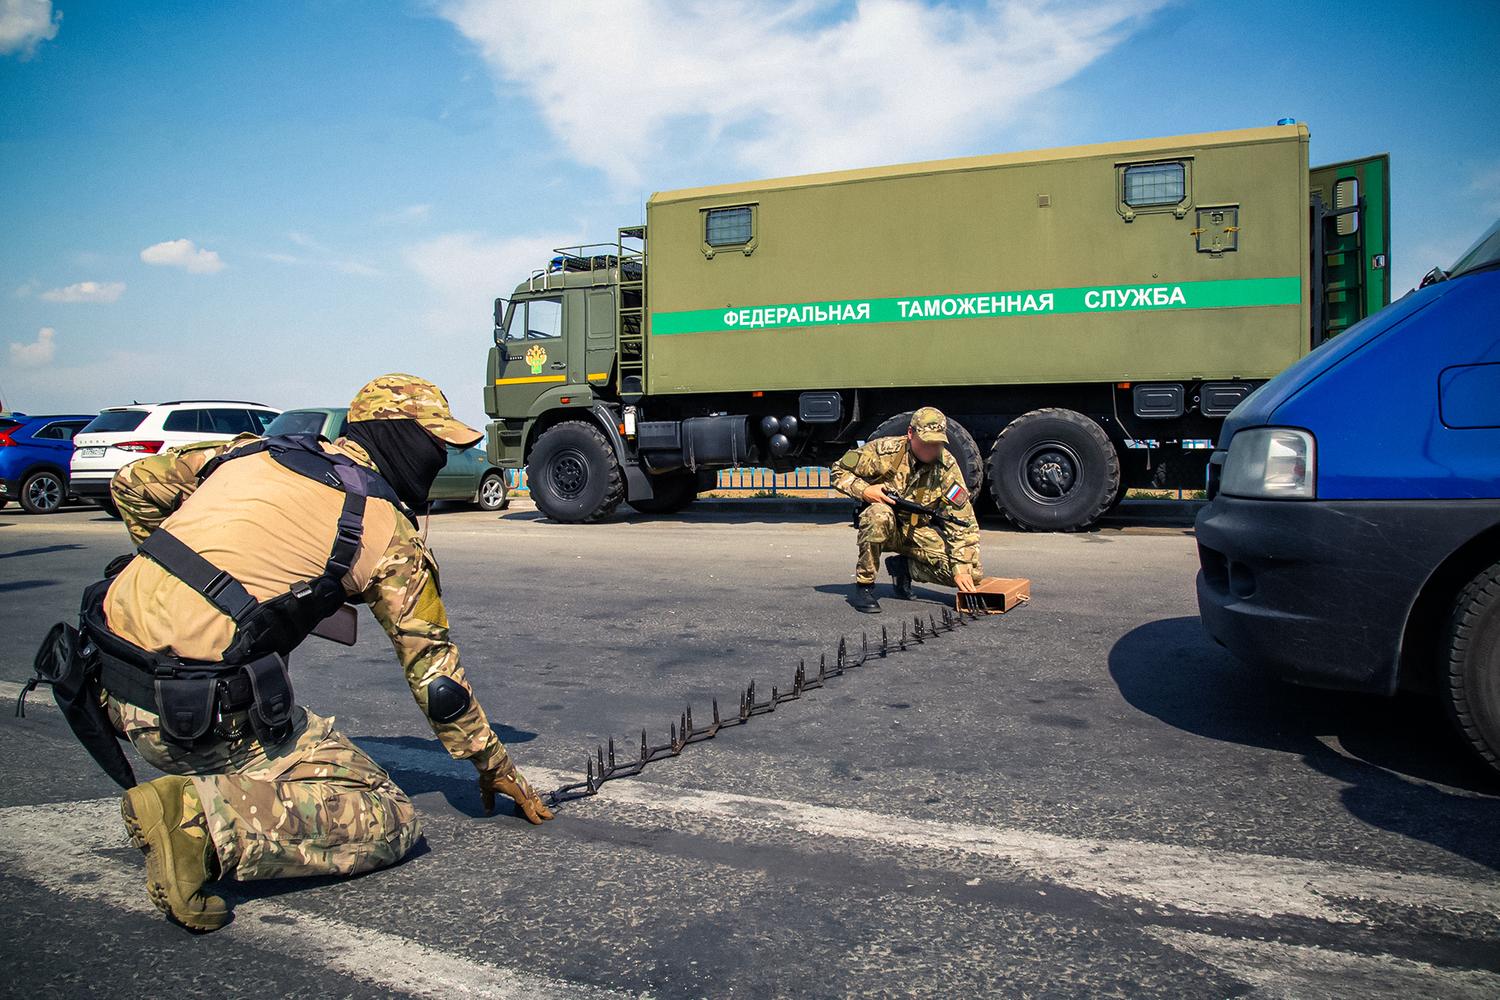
[8,326,55,367]
[378,203,433,225]
[405,231,578,334]
[140,238,226,274]
[0,0,60,58]
[39,280,126,303]
[437,0,1163,186]
[264,233,383,277]
[13,279,38,298]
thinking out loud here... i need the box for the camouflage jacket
[108,435,508,772]
[830,436,982,573]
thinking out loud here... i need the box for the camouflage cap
[909,406,948,444]
[347,373,483,447]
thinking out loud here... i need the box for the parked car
[0,412,96,514]
[70,400,281,517]
[1196,220,1500,770]
[264,407,509,511]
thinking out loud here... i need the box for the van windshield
[1449,220,1500,279]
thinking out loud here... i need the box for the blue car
[1196,221,1500,769]
[0,413,97,514]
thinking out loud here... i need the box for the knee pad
[425,676,471,723]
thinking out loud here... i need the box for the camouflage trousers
[855,503,981,587]
[109,697,421,881]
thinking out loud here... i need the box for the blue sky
[2,0,1497,425]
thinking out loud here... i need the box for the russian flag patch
[944,482,967,506]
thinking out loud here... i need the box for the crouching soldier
[831,407,983,613]
[29,374,551,932]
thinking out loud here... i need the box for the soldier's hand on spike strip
[956,571,980,593]
[478,760,555,824]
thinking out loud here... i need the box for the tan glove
[477,756,555,824]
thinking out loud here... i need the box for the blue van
[1196,221,1500,769]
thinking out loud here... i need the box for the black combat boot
[885,556,913,601]
[850,582,881,613]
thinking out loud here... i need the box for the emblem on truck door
[525,345,547,375]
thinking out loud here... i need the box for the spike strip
[546,604,1007,804]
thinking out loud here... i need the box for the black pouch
[154,675,219,744]
[242,653,294,743]
[27,622,138,789]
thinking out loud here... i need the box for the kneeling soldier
[831,407,983,613]
[37,374,551,932]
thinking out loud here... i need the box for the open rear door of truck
[1310,154,1391,344]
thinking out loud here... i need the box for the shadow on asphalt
[1110,616,1500,871]
[358,732,540,821]
[0,544,86,560]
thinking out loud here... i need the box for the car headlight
[1220,427,1316,499]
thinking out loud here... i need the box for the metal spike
[880,625,889,656]
[686,705,694,733]
[899,621,908,650]
[712,698,721,725]
[641,729,649,762]
[837,636,847,669]
[608,736,617,769]
[597,744,606,772]
[861,632,869,661]
[930,613,940,636]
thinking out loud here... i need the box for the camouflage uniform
[831,408,982,588]
[102,375,509,881]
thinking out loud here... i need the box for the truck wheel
[987,408,1119,532]
[627,472,698,514]
[527,421,624,523]
[868,411,985,492]
[476,471,509,511]
[20,470,65,514]
[1444,559,1500,773]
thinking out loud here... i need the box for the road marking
[362,742,1500,925]
[0,799,638,1000]
[1146,927,1500,999]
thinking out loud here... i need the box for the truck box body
[645,125,1310,394]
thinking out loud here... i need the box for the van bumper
[1194,496,1499,694]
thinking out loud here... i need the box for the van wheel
[988,408,1119,532]
[527,421,624,523]
[20,471,66,514]
[869,411,985,493]
[1444,559,1500,773]
[476,471,509,511]
[628,472,698,514]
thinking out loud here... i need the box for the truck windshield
[1449,220,1500,279]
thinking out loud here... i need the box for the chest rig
[82,434,408,747]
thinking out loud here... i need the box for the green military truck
[483,123,1390,530]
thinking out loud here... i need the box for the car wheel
[627,471,698,514]
[476,471,510,511]
[19,470,65,514]
[868,411,986,492]
[96,496,124,519]
[526,421,624,523]
[1444,559,1500,773]
[987,408,1119,532]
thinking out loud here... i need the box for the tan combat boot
[120,776,230,932]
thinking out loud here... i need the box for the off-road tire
[20,470,66,514]
[987,408,1119,532]
[527,421,624,523]
[869,411,985,493]
[1444,559,1500,773]
[627,472,699,514]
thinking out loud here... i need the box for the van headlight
[1220,428,1316,499]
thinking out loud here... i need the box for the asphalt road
[2,500,1498,999]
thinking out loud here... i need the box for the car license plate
[77,447,106,458]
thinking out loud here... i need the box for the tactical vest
[24,435,407,782]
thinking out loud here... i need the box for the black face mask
[344,419,447,510]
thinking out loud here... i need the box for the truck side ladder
[616,226,647,389]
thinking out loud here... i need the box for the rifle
[879,488,971,534]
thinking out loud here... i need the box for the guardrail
[504,466,834,496]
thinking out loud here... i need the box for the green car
[264,407,509,511]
